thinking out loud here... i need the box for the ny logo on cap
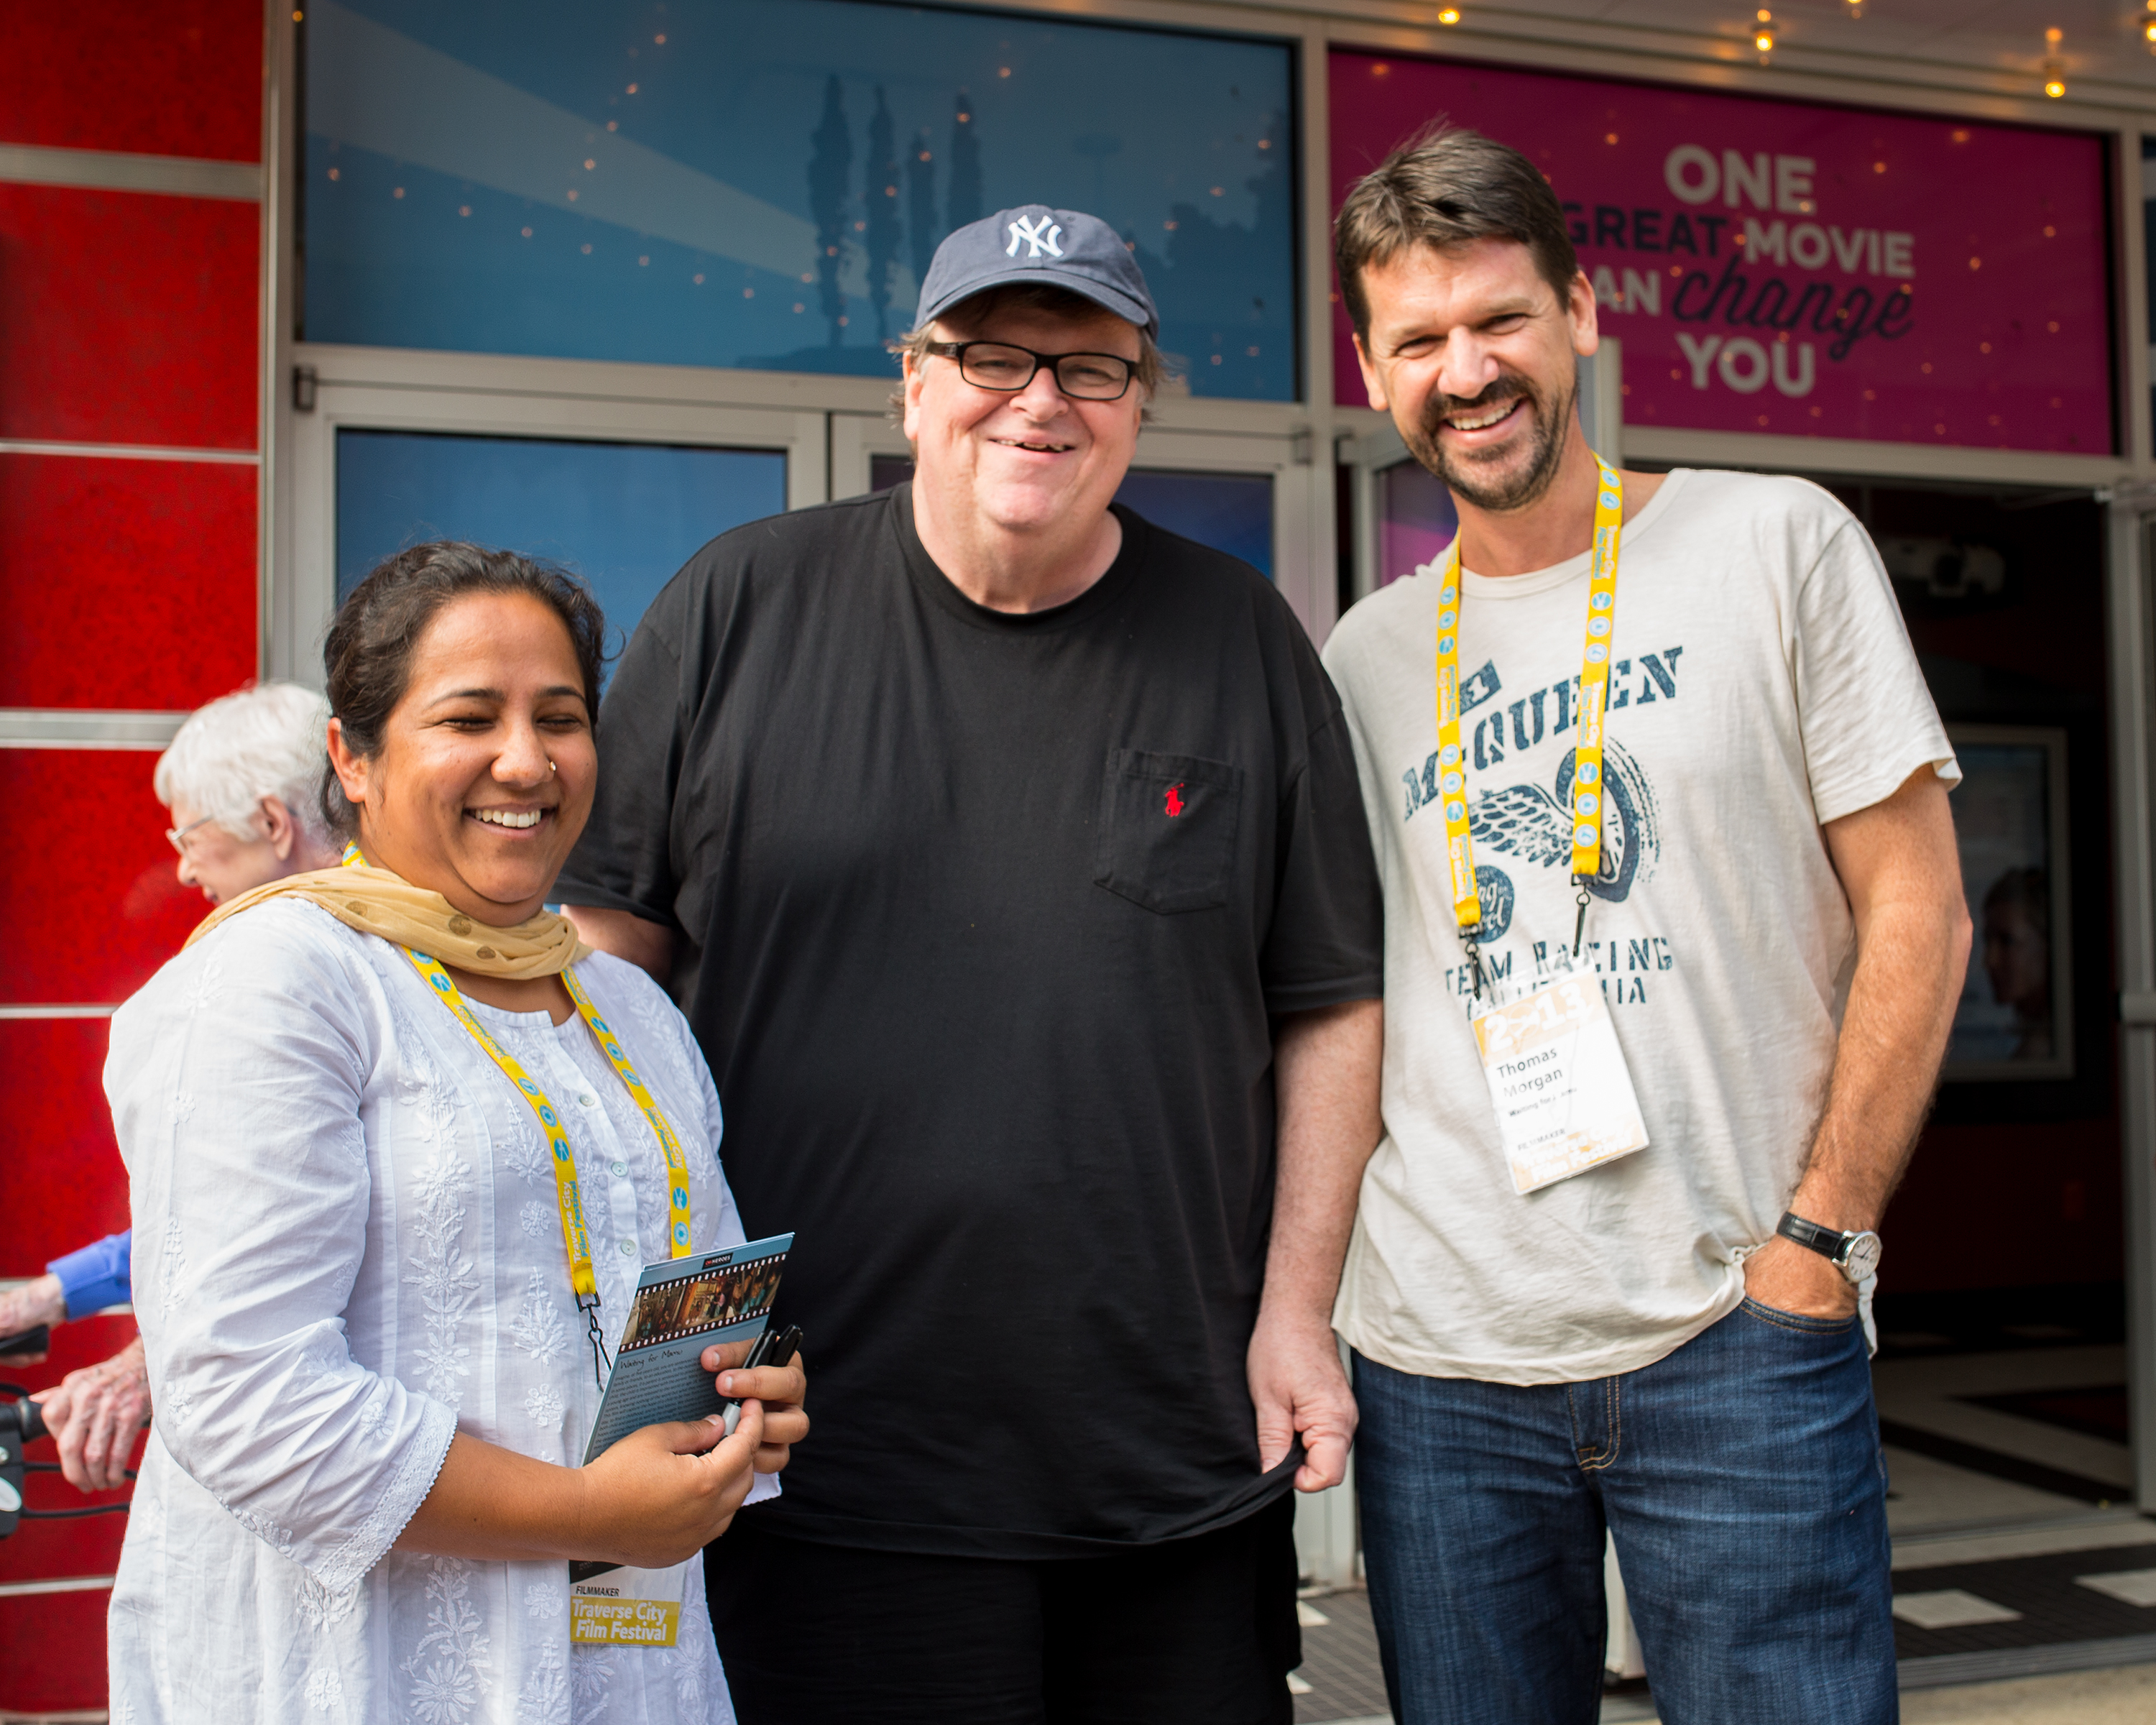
[1006,215,1064,259]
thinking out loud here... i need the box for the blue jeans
[1354,1299,1897,1725]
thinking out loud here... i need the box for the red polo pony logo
[1165,782,1187,817]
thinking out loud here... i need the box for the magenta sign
[1328,51,2113,454]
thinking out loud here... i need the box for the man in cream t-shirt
[1319,127,1971,1725]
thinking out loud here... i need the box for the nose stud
[548,759,557,775]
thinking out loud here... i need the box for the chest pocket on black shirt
[1093,749,1243,915]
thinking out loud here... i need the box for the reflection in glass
[303,0,1296,399]
[336,430,788,668]
[1378,459,1457,585]
[868,456,1273,578]
[1980,867,2051,1061]
[1946,740,2063,1071]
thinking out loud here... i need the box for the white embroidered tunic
[106,897,770,1724]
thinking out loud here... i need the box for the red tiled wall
[0,456,257,709]
[1,6,263,1706]
[0,751,205,1005]
[0,1315,139,1710]
[0,0,264,160]
[0,1578,122,1714]
[0,184,260,449]
[0,1020,132,1271]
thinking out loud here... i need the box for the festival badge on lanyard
[1434,457,1649,1195]
[571,1568,690,1650]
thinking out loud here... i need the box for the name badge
[1471,972,1649,1193]
[570,1565,684,1648]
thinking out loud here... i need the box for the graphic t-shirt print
[1400,649,1683,1002]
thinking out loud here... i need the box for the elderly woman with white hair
[0,681,343,1492]
[156,680,342,905]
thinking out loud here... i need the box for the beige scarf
[183,857,591,978]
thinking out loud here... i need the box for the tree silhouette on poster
[808,75,852,348]
[907,126,938,293]
[866,88,900,339]
[946,91,981,231]
[755,75,1288,394]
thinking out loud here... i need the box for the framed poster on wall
[1942,724,2072,1082]
[1326,52,2112,455]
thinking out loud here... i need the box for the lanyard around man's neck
[1432,455,1625,995]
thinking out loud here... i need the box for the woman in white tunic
[106,543,808,1724]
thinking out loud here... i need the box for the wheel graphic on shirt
[1474,865,1516,941]
[1470,741,1659,903]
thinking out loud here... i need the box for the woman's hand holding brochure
[576,1400,774,1565]
[398,1399,773,1569]
[562,1323,806,1573]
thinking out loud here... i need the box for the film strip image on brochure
[617,1251,787,1355]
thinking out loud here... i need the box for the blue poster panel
[304,0,1296,400]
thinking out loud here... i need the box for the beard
[1404,368,1576,514]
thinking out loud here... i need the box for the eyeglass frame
[922,340,1141,402]
[166,804,272,855]
[165,812,225,855]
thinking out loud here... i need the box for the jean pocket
[1093,748,1243,915]
[1738,1296,1858,1337]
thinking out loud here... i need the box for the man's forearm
[1797,772,1971,1232]
[1793,903,1965,1230]
[1261,998,1385,1322]
[0,1274,66,1340]
[564,905,678,986]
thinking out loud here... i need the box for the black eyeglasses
[924,341,1138,402]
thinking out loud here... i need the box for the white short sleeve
[1791,506,1959,826]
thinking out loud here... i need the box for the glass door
[334,429,787,661]
[277,356,828,684]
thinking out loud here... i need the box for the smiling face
[1354,237,1596,515]
[326,591,596,924]
[902,296,1145,553]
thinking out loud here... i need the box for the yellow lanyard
[1434,456,1624,992]
[337,850,694,1356]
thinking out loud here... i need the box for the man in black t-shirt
[560,206,1383,1724]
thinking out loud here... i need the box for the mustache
[1425,375,1537,427]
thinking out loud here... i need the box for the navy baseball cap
[914,205,1158,339]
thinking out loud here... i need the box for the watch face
[1842,1232,1883,1282]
